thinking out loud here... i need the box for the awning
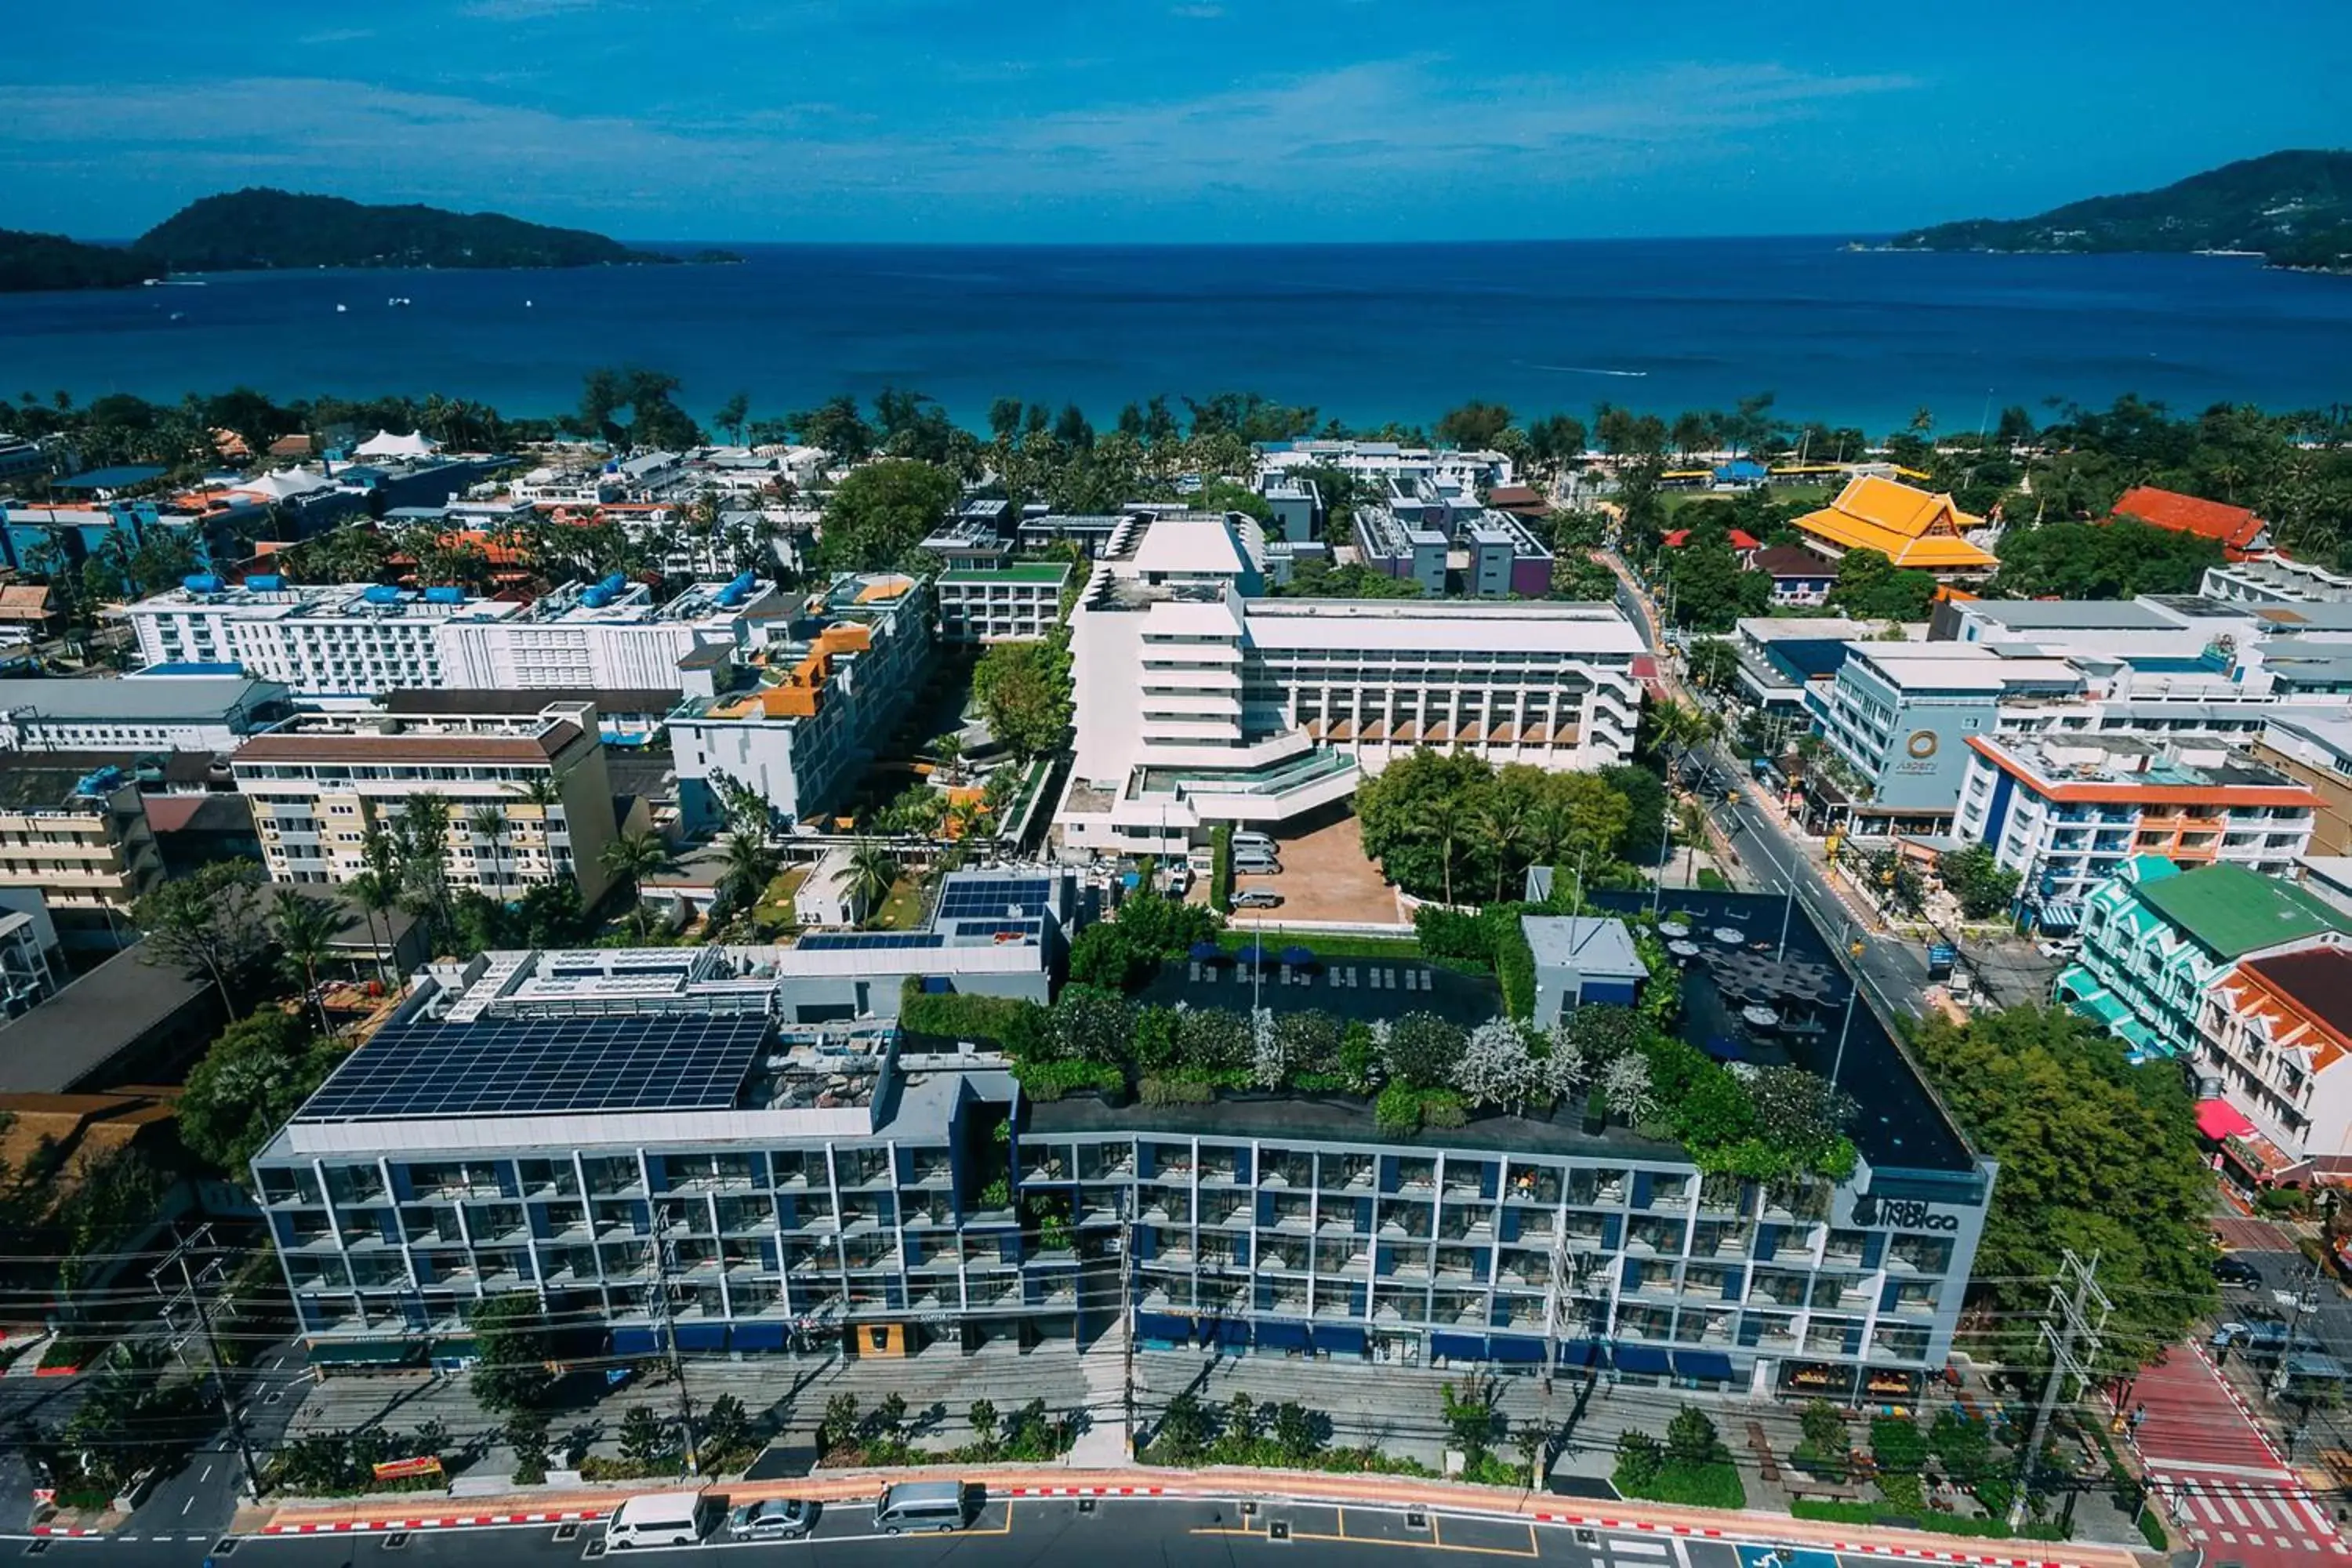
[1557,1340,1603,1369]
[306,1338,423,1367]
[2196,1098,2256,1141]
[1672,1348,1735,1381]
[1613,1342,1672,1375]
[2036,899,2084,931]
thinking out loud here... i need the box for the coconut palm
[719,829,779,920]
[601,830,673,941]
[1472,797,1530,905]
[1409,794,1465,907]
[346,863,398,991]
[847,840,900,926]
[467,805,510,898]
[271,887,340,1036]
[931,733,965,785]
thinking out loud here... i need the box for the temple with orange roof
[1791,475,1998,579]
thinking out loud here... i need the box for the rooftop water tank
[715,568,757,607]
[244,574,284,592]
[424,586,466,604]
[361,584,403,605]
[72,766,125,800]
[581,586,615,609]
[181,573,225,594]
[600,571,628,594]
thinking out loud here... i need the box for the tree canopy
[1356,748,1637,905]
[1910,1004,2218,1374]
[1990,518,2223,601]
[177,1011,343,1181]
[1828,548,1939,621]
[973,636,1074,760]
[818,458,960,572]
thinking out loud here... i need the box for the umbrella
[1189,941,1224,962]
[1235,944,1271,964]
[1280,945,1317,967]
[1712,927,1746,944]
[1657,920,1690,939]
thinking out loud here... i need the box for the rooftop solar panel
[298,1014,769,1122]
[936,876,1054,920]
[797,931,947,952]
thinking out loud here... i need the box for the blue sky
[4,0,2347,243]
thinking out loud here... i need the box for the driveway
[1231,815,1405,927]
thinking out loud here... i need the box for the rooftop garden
[904,887,1857,1181]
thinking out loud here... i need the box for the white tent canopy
[234,467,338,502]
[354,429,440,459]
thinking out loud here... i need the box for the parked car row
[606,1482,978,1548]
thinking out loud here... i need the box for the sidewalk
[246,1460,2146,1568]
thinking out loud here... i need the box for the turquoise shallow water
[2,236,2347,432]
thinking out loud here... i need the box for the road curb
[262,1508,609,1535]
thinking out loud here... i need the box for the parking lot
[1230,814,1405,927]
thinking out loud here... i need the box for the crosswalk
[2153,1469,2348,1559]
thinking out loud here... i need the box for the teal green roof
[938,564,1071,585]
[2134,862,2350,959]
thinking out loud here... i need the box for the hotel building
[1056,512,1642,855]
[932,564,1069,644]
[231,702,619,903]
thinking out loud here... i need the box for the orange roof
[2214,949,2352,1075]
[2111,486,2270,558]
[1794,475,1996,573]
[1962,735,2321,808]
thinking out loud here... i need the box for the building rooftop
[0,942,216,1094]
[2112,486,2270,555]
[1521,915,1643,977]
[2134,862,2350,959]
[1965,734,2319,802]
[0,674,285,722]
[937,564,1072,586]
[1241,597,1645,655]
[2234,948,2352,1069]
[1795,476,1995,572]
[234,706,590,766]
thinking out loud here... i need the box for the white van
[1232,831,1276,851]
[873,1479,972,1534]
[1185,845,1218,871]
[605,1490,719,1548]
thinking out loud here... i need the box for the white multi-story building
[0,674,292,754]
[669,574,932,833]
[2201,556,2352,607]
[232,702,619,902]
[1056,511,1642,854]
[1953,734,2319,920]
[122,573,785,699]
[1255,439,1516,493]
[934,564,1069,644]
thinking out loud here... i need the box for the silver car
[728,1499,815,1540]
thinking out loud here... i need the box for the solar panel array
[797,931,946,952]
[300,1014,769,1121]
[936,876,1054,920]
[941,919,1044,942]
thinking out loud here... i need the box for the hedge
[1790,1498,2070,1542]
[896,981,1046,1047]
[1495,917,1535,1020]
[1210,824,1233,914]
[1014,1059,1127,1103]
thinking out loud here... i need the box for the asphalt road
[5,1496,1886,1568]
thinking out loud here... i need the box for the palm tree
[847,840,900,927]
[1472,798,1529,905]
[345,866,398,991]
[1409,796,1465,907]
[601,830,673,941]
[467,805,510,899]
[271,887,340,1036]
[931,733,965,785]
[947,798,989,844]
[719,829,779,920]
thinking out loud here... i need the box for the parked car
[2214,1256,2263,1287]
[728,1499,815,1540]
[2211,1321,2252,1349]
[1232,890,1283,909]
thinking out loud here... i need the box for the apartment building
[1955,735,2319,927]
[1352,504,1553,600]
[1256,439,1516,493]
[2198,947,2352,1185]
[0,756,167,950]
[254,943,1991,1399]
[0,675,292,755]
[231,702,618,903]
[2056,855,2350,1064]
[669,574,931,833]
[2202,556,2352,607]
[2252,714,2352,855]
[123,574,784,699]
[932,564,1069,644]
[1057,512,1642,855]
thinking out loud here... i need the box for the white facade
[1256,440,1515,492]
[124,576,780,698]
[1057,511,1642,853]
[934,566,1069,644]
[0,674,289,754]
[1954,734,2320,912]
[2201,556,2352,607]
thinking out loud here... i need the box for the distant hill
[129,188,679,273]
[1892,150,2352,272]
[0,228,152,292]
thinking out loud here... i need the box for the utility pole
[2270,1264,2318,1399]
[654,1234,701,1475]
[2009,1249,2108,1530]
[1120,1192,1136,1459]
[152,1224,264,1501]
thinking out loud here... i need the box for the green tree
[1384,1012,1466,1090]
[973,637,1073,760]
[133,858,270,1015]
[1665,1405,1720,1467]
[1828,547,1937,620]
[506,1410,553,1485]
[1154,1391,1210,1461]
[967,1397,1000,1455]
[818,458,959,570]
[1939,844,2022,920]
[619,1405,673,1468]
[601,829,673,940]
[1992,518,2223,601]
[270,887,340,1036]
[1614,1428,1664,1489]
[847,840,899,921]
[469,1294,554,1414]
[1435,401,1513,449]
[177,1011,340,1180]
[1911,1004,2219,1374]
[700,1393,753,1463]
[466,804,510,895]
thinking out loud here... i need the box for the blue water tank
[181,573,224,594]
[362,584,403,605]
[425,586,466,604]
[600,571,628,594]
[581,586,614,609]
[73,766,125,799]
[245,574,284,592]
[715,568,757,607]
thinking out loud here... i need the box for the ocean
[2,237,2347,434]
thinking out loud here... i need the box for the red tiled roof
[1662,528,1760,550]
[1751,546,1835,578]
[2111,486,2270,557]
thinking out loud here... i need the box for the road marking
[199,1466,213,1485]
[181,1500,194,1516]
[1430,1517,1539,1559]
[1611,1542,1671,1558]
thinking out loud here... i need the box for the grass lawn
[1658,483,1831,516]
[871,874,927,931]
[1214,928,1423,962]
[753,865,809,928]
[1696,868,1731,891]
